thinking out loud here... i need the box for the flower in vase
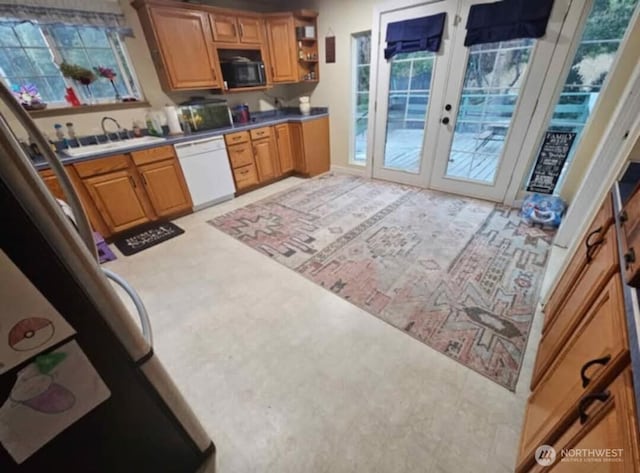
[12,84,43,106]
[94,66,117,80]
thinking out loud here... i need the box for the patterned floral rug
[209,174,554,390]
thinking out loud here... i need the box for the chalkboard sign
[527,131,577,194]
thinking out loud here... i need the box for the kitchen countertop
[32,108,329,170]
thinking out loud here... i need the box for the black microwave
[221,61,266,88]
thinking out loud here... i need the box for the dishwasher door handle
[103,268,153,346]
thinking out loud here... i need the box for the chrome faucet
[101,116,122,141]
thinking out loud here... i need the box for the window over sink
[0,20,143,106]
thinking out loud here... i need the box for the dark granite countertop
[32,108,328,170]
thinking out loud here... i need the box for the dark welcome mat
[113,221,185,256]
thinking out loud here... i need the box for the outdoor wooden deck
[381,130,504,182]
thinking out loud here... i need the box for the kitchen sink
[62,136,167,158]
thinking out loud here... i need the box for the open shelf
[299,59,319,63]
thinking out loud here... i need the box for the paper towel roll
[164,105,183,135]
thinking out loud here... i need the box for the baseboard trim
[330,164,367,176]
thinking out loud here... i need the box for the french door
[370,0,569,201]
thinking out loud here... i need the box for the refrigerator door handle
[103,268,153,347]
[0,81,97,262]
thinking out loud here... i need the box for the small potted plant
[60,62,96,104]
[12,84,47,111]
[95,66,121,101]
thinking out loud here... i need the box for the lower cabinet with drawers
[223,116,330,192]
[517,194,640,472]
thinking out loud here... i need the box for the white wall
[299,0,378,169]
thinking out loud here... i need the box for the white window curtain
[0,0,130,33]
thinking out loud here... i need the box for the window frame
[350,30,372,166]
[0,20,143,107]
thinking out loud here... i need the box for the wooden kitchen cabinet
[543,196,614,332]
[210,13,239,42]
[520,369,639,473]
[291,116,330,177]
[227,143,254,169]
[38,167,111,238]
[275,124,294,173]
[518,275,628,466]
[619,183,640,287]
[237,16,263,44]
[70,146,193,236]
[233,164,259,190]
[265,15,298,83]
[253,135,279,182]
[39,168,65,200]
[532,224,619,390]
[209,13,262,44]
[135,3,222,91]
[138,159,192,218]
[83,169,152,234]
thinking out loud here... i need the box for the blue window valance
[385,12,446,60]
[464,0,554,47]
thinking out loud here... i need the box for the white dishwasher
[174,135,236,211]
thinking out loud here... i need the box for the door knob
[442,117,450,125]
[445,104,452,111]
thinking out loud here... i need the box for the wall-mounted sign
[325,36,336,63]
[527,131,577,194]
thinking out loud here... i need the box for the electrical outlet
[274,98,280,108]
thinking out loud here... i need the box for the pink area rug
[209,174,554,390]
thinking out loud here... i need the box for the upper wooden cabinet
[265,15,298,83]
[237,16,262,44]
[210,13,262,44]
[133,1,319,90]
[210,13,239,42]
[134,3,222,91]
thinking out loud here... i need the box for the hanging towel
[385,12,446,60]
[464,0,555,46]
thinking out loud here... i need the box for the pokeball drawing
[8,317,55,352]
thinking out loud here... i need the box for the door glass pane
[445,38,534,184]
[383,50,435,173]
[351,32,371,165]
[543,0,639,193]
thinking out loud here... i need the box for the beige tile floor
[105,177,568,473]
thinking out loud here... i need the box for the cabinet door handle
[240,23,245,38]
[129,175,136,188]
[585,226,604,263]
[625,248,636,269]
[580,355,611,388]
[578,390,610,425]
[141,174,148,186]
[619,210,628,224]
